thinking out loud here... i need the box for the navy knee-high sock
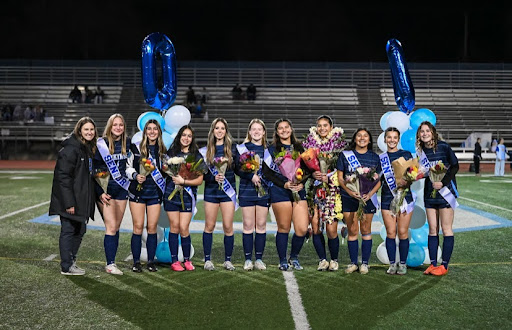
[169,232,179,263]
[147,233,157,262]
[312,234,327,260]
[386,237,397,264]
[243,233,254,260]
[290,234,305,260]
[399,239,409,264]
[361,239,372,265]
[328,237,340,261]
[441,236,454,269]
[428,235,439,266]
[181,235,191,261]
[203,232,213,261]
[348,240,358,264]
[131,234,142,263]
[104,234,116,265]
[224,235,234,261]
[255,233,266,260]
[276,232,289,263]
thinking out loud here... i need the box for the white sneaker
[329,260,339,271]
[360,263,369,275]
[105,263,123,275]
[243,260,254,271]
[254,259,267,270]
[61,264,85,276]
[72,261,85,273]
[387,263,398,275]
[317,259,329,271]
[223,261,235,271]
[204,260,215,271]
[345,263,358,274]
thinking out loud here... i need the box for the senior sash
[97,138,134,199]
[379,152,415,214]
[342,150,380,209]
[134,142,166,194]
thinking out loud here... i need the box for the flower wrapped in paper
[300,148,320,172]
[94,169,110,194]
[239,151,266,197]
[167,154,207,209]
[428,160,447,198]
[274,148,302,202]
[389,157,425,216]
[162,155,185,206]
[345,167,379,221]
[212,156,229,190]
[137,157,156,191]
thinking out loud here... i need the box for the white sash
[236,143,277,170]
[134,142,166,194]
[418,150,459,209]
[343,150,380,209]
[379,152,414,214]
[199,147,239,210]
[97,138,134,199]
[184,186,198,217]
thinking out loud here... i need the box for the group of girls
[51,113,458,277]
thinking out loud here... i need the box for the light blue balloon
[406,242,425,267]
[155,241,171,263]
[380,111,393,131]
[400,129,416,154]
[410,226,428,248]
[138,111,165,131]
[162,131,175,150]
[410,108,436,131]
[380,226,387,241]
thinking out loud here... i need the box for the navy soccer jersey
[268,144,306,203]
[93,138,131,198]
[203,145,237,202]
[421,141,459,204]
[236,142,270,203]
[380,149,414,206]
[336,149,381,198]
[164,150,203,205]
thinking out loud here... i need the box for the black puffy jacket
[49,134,95,223]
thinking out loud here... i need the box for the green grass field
[1,172,512,329]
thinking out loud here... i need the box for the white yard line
[459,196,512,212]
[0,201,50,220]
[283,271,311,330]
[43,254,58,261]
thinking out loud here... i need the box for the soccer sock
[276,232,289,264]
[146,233,157,263]
[441,236,454,270]
[428,235,439,266]
[169,232,179,263]
[313,234,327,260]
[104,234,116,265]
[255,232,266,260]
[328,236,340,261]
[290,233,306,260]
[243,233,254,260]
[203,232,213,261]
[181,235,191,261]
[348,240,358,264]
[399,239,409,264]
[224,235,234,261]
[131,234,142,263]
[386,237,397,264]
[361,238,372,265]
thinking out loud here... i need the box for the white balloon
[156,225,165,243]
[140,247,148,262]
[377,132,387,153]
[386,111,410,133]
[376,242,399,265]
[157,205,170,228]
[410,205,426,229]
[137,112,150,132]
[423,246,442,264]
[141,228,148,244]
[131,131,143,145]
[177,244,195,262]
[164,105,191,132]
[380,111,393,131]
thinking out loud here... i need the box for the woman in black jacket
[49,117,97,275]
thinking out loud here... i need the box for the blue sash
[97,138,134,199]
[135,142,166,194]
[343,150,380,209]
[379,152,415,214]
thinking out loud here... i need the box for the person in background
[69,85,82,103]
[246,84,257,101]
[495,138,507,177]
[95,86,105,104]
[473,138,482,176]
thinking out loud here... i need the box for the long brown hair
[272,118,303,152]
[103,113,127,155]
[169,125,199,155]
[140,119,166,158]
[416,121,439,153]
[206,118,233,166]
[243,118,267,148]
[73,116,97,155]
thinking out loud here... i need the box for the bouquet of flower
[429,160,447,198]
[274,148,302,202]
[169,154,207,208]
[212,156,229,190]
[389,158,426,216]
[345,167,379,221]
[94,169,110,194]
[162,155,185,206]
[318,151,337,188]
[300,148,320,172]
[239,151,266,197]
[136,157,156,191]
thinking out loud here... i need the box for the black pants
[59,216,86,272]
[473,156,480,174]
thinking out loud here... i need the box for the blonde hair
[206,118,233,166]
[243,118,267,148]
[73,116,97,155]
[140,119,166,158]
[416,121,440,153]
[103,113,127,155]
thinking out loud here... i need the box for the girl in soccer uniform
[201,118,238,271]
[417,121,459,276]
[268,119,310,271]
[337,128,381,274]
[93,114,131,275]
[236,119,272,271]
[126,119,166,273]
[379,127,414,275]
[165,125,204,272]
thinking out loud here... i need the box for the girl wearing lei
[417,121,459,276]
[337,128,381,275]
[303,115,347,271]
[93,114,131,275]
[200,118,237,271]
[126,119,166,273]
[268,119,310,271]
[165,125,204,272]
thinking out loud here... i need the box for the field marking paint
[283,271,311,330]
[0,201,50,220]
[43,254,58,261]
[459,197,512,212]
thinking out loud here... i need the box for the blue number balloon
[141,32,177,111]
[386,39,415,114]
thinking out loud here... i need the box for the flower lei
[302,126,347,153]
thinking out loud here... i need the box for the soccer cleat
[317,259,329,271]
[254,259,267,270]
[279,261,290,271]
[132,262,143,273]
[359,263,369,275]
[329,260,339,271]
[204,260,215,271]
[183,260,195,271]
[105,263,123,275]
[243,260,254,271]
[146,262,158,272]
[171,261,185,272]
[431,265,448,276]
[386,263,398,275]
[397,263,407,275]
[223,261,236,271]
[345,263,358,274]
[289,258,304,271]
[61,264,85,276]
[423,264,438,275]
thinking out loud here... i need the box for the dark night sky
[1,1,511,63]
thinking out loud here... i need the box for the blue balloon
[156,241,171,263]
[138,111,165,131]
[406,242,425,267]
[410,226,428,248]
[141,32,177,111]
[400,129,416,154]
[162,131,175,150]
[410,108,437,130]
[386,39,415,114]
